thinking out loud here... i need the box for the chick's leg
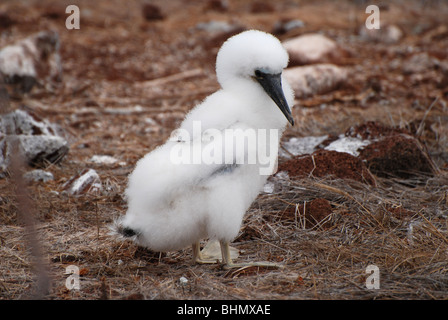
[193,240,239,264]
[219,240,282,270]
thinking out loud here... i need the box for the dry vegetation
[1,0,448,300]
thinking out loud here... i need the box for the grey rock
[0,30,61,93]
[0,109,69,174]
[23,169,54,182]
[18,134,68,166]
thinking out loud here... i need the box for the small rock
[280,135,329,158]
[0,109,58,136]
[23,169,54,183]
[179,276,189,286]
[359,24,403,44]
[0,30,62,93]
[324,135,371,157]
[18,135,68,166]
[0,109,69,172]
[62,168,102,196]
[262,181,275,194]
[196,21,238,34]
[283,64,348,98]
[402,52,440,75]
[282,33,347,66]
[89,155,119,165]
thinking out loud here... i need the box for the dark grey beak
[254,70,294,126]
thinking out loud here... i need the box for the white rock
[62,169,102,196]
[283,64,348,98]
[324,135,371,157]
[0,30,61,92]
[89,155,119,165]
[179,276,188,286]
[262,181,275,194]
[282,33,343,65]
[280,135,328,158]
[144,117,157,125]
[196,21,237,33]
[0,44,36,78]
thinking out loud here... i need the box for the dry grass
[1,168,448,299]
[1,0,448,300]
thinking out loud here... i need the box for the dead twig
[9,139,51,299]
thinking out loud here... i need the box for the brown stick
[9,139,51,299]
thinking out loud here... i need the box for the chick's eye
[254,69,264,78]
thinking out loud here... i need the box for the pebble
[282,33,345,66]
[0,109,69,171]
[0,30,61,93]
[283,64,348,98]
[62,168,102,196]
[23,169,54,182]
[89,155,119,165]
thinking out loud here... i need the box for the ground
[1,0,448,300]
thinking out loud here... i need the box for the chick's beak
[254,71,294,126]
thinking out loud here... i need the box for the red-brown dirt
[280,197,333,229]
[278,149,377,185]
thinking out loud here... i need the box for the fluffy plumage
[116,30,294,267]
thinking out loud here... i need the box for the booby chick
[115,30,294,269]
